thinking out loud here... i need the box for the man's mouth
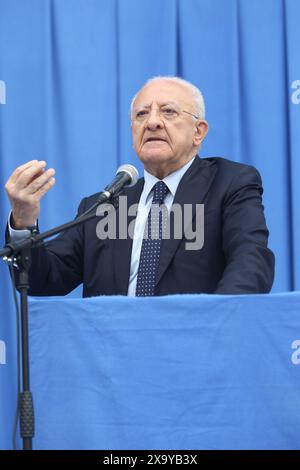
[144,137,167,143]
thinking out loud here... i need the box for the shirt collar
[142,156,196,203]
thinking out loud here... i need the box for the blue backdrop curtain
[0,0,299,450]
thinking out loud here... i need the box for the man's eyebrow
[134,101,179,110]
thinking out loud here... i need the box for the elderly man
[5,76,275,296]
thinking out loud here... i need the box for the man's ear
[194,120,209,146]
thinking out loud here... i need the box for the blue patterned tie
[136,181,169,296]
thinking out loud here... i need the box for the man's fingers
[12,160,47,189]
[35,177,56,199]
[5,161,56,203]
[9,160,40,184]
[27,168,56,194]
[28,168,44,184]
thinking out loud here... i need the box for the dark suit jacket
[9,156,275,296]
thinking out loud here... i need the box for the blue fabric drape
[27,293,300,450]
[1,0,300,449]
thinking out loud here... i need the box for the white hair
[130,76,205,119]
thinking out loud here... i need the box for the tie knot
[152,181,169,205]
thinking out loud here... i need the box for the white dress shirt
[127,157,195,296]
[8,157,195,296]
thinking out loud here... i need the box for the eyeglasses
[131,104,200,123]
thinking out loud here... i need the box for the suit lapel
[156,156,218,286]
[112,178,144,294]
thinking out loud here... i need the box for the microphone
[104,164,139,197]
[95,164,139,205]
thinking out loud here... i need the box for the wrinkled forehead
[133,81,194,110]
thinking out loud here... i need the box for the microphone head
[116,164,139,187]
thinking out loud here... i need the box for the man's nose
[145,109,164,130]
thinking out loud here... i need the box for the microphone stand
[0,190,116,450]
